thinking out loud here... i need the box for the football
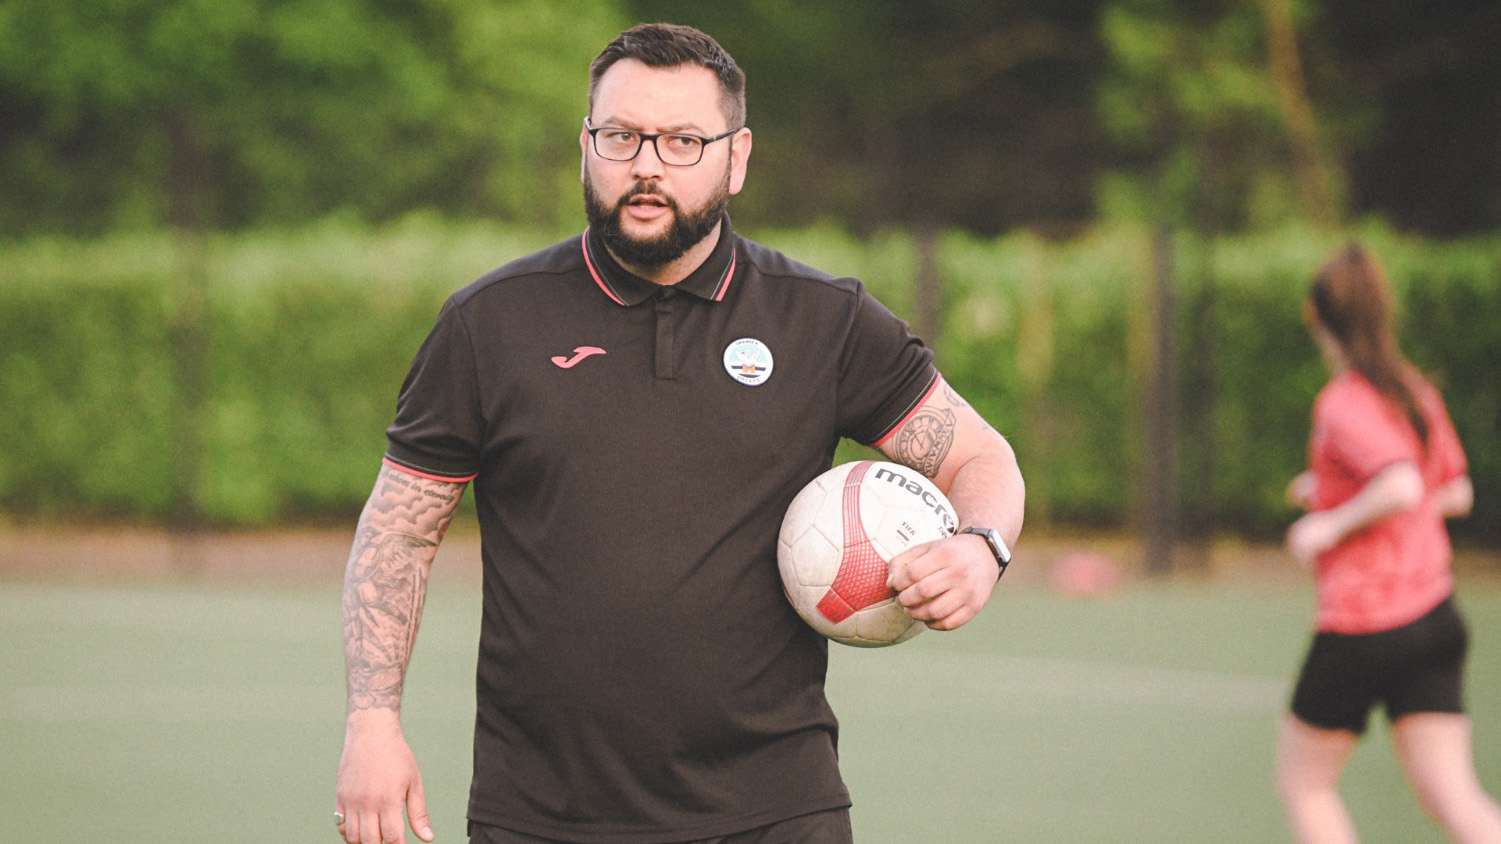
[777,460,957,647]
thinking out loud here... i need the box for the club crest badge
[723,338,774,386]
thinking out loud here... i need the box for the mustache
[617,181,678,211]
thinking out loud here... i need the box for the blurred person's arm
[1435,475,1473,519]
[1285,462,1423,567]
[1286,471,1317,510]
[335,465,465,844]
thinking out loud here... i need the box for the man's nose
[630,137,668,179]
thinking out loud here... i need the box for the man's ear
[579,118,591,184]
[728,127,753,195]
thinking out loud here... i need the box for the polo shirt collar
[581,215,739,306]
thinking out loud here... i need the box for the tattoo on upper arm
[891,406,955,478]
[945,381,998,435]
[944,383,969,408]
[365,466,465,540]
[342,467,466,714]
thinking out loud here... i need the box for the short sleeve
[1316,377,1416,484]
[835,285,938,446]
[383,299,484,481]
[1418,381,1468,484]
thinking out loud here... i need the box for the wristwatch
[960,526,1012,579]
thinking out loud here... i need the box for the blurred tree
[0,0,624,235]
[2,2,1495,239]
[621,1,1501,240]
[1308,0,1501,236]
[1257,0,1335,228]
[1096,0,1327,233]
[620,0,1107,239]
[1095,0,1320,570]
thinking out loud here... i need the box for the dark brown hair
[589,23,747,129]
[1309,243,1429,446]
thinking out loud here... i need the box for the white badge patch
[723,338,774,386]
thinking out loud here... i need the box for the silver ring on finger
[333,812,345,826]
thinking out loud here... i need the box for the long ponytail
[1309,244,1429,447]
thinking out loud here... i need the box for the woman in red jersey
[1277,244,1501,844]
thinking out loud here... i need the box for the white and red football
[777,460,957,647]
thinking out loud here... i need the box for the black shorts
[468,808,854,844]
[1290,595,1469,734]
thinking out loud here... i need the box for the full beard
[584,169,730,271]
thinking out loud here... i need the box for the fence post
[168,109,209,575]
[1143,228,1178,575]
[913,225,943,352]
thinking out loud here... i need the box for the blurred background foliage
[1,0,1498,552]
[4,223,1498,546]
[5,0,1499,237]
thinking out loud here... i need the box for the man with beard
[334,22,1024,844]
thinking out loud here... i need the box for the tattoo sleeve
[342,465,465,715]
[889,406,956,479]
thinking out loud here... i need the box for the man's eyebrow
[594,117,710,135]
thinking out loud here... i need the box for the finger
[925,603,978,631]
[886,556,913,592]
[408,776,435,843]
[335,807,354,844]
[357,808,386,844]
[887,543,938,591]
[895,573,946,609]
[906,563,994,626]
[376,805,407,844]
[897,553,966,605]
[906,573,982,623]
[901,580,963,620]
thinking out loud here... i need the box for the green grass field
[4,575,1500,843]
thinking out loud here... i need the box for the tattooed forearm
[343,529,432,713]
[341,466,466,714]
[891,406,956,478]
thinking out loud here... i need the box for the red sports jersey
[1307,370,1467,633]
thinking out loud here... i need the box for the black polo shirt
[385,218,937,843]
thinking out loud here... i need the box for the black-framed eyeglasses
[585,119,741,167]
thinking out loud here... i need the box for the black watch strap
[960,526,1011,578]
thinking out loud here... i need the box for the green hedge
[0,218,559,524]
[3,218,1498,544]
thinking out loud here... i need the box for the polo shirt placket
[654,289,676,379]
[580,220,741,384]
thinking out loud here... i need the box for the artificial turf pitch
[4,575,1499,843]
